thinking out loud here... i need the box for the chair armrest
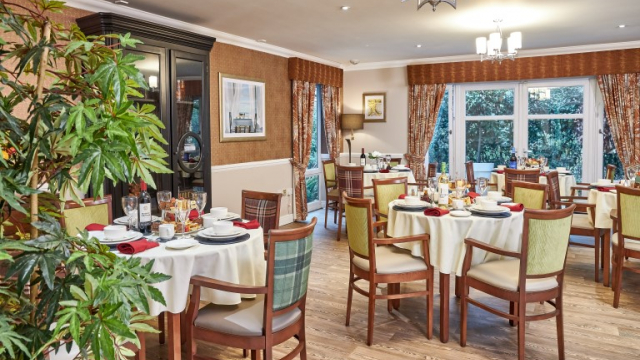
[373,234,428,245]
[464,238,521,258]
[372,220,387,230]
[373,210,388,219]
[363,186,373,190]
[553,200,594,209]
[610,209,618,221]
[190,275,268,294]
[559,195,588,201]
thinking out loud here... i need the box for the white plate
[395,200,430,208]
[164,239,199,250]
[197,227,247,239]
[450,210,472,217]
[469,205,511,214]
[590,182,614,187]
[88,230,143,244]
[114,215,162,225]
[476,196,512,203]
[204,212,240,221]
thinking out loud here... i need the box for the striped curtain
[322,85,341,162]
[291,80,316,221]
[405,84,447,182]
[598,73,640,170]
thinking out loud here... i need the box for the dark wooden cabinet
[78,13,215,217]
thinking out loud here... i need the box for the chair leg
[345,268,354,326]
[556,292,565,360]
[299,320,308,360]
[387,283,394,313]
[460,276,468,347]
[613,250,623,308]
[158,313,165,344]
[250,350,259,360]
[427,270,434,340]
[334,202,338,224]
[392,283,400,310]
[366,281,376,346]
[135,331,146,360]
[324,200,329,228]
[243,349,248,358]
[517,301,526,360]
[509,302,516,327]
[336,203,342,241]
[594,230,601,283]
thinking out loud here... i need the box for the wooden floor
[145,209,640,359]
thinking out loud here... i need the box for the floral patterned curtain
[405,84,446,182]
[322,85,341,162]
[291,80,316,221]
[598,73,640,170]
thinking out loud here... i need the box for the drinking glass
[427,177,436,206]
[157,190,172,221]
[455,178,466,198]
[122,196,138,230]
[477,177,488,196]
[193,191,207,219]
[175,199,191,239]
[626,165,637,187]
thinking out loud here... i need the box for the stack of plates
[88,230,143,245]
[475,196,512,204]
[393,199,430,211]
[196,227,247,241]
[208,212,241,221]
[469,205,511,215]
[114,215,162,225]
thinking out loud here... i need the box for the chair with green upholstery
[388,157,402,167]
[611,185,640,308]
[61,196,113,236]
[512,180,548,210]
[460,205,576,360]
[322,159,340,228]
[372,178,408,235]
[343,194,434,346]
[185,218,317,360]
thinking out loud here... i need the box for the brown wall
[210,43,292,166]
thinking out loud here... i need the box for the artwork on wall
[219,73,266,142]
[362,92,386,123]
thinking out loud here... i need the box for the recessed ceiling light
[618,24,626,28]
[341,6,350,11]
[416,44,422,48]
[256,39,267,43]
[349,59,360,65]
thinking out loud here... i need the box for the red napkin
[116,239,159,254]
[167,209,203,221]
[424,208,450,217]
[379,169,390,173]
[597,187,614,192]
[398,194,407,199]
[233,219,260,229]
[503,203,524,212]
[85,223,106,231]
[496,170,504,174]
[467,192,480,200]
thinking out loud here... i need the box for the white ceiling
[89,0,639,67]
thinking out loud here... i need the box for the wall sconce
[148,75,158,91]
[341,114,364,163]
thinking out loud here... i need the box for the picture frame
[219,73,266,142]
[362,92,386,123]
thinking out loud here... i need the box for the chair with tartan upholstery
[611,185,640,308]
[372,178,407,235]
[427,162,437,178]
[460,205,576,360]
[336,165,370,241]
[185,218,317,360]
[61,195,113,236]
[343,194,434,346]
[322,159,340,228]
[503,168,541,198]
[241,190,282,236]
[512,181,548,210]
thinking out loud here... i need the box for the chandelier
[402,0,457,12]
[475,20,522,63]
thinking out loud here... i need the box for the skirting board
[280,214,295,226]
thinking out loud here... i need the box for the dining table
[386,201,524,343]
[587,188,617,287]
[490,170,577,196]
[363,170,416,196]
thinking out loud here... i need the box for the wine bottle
[509,146,517,169]
[360,148,366,166]
[437,162,449,185]
[137,180,152,235]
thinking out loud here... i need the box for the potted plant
[0,0,172,358]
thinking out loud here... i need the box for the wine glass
[626,165,637,187]
[193,191,207,219]
[175,199,191,239]
[427,177,436,206]
[122,196,138,230]
[157,190,172,221]
[455,178,467,199]
[477,177,488,196]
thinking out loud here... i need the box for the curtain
[322,85,341,162]
[291,80,316,221]
[598,73,640,170]
[405,84,447,182]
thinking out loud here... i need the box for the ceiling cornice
[64,0,343,68]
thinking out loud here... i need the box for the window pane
[466,120,513,166]
[307,91,319,170]
[428,90,449,168]
[465,89,514,116]
[528,86,584,115]
[602,118,625,180]
[528,118,583,181]
[305,175,319,203]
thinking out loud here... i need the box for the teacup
[404,196,421,205]
[158,223,175,240]
[104,225,127,239]
[202,215,217,228]
[212,220,234,235]
[597,179,612,186]
[452,199,465,210]
[479,199,498,210]
[210,207,228,219]
[487,191,502,201]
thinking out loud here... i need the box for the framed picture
[362,92,386,123]
[219,73,266,142]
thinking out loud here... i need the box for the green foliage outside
[428,91,449,168]
[305,175,319,203]
[307,90,319,171]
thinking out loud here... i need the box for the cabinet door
[170,50,211,208]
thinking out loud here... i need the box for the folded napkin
[85,223,106,231]
[379,169,390,173]
[232,219,260,229]
[502,203,524,212]
[424,208,449,217]
[116,239,159,254]
[167,209,203,221]
[467,192,480,200]
[597,187,614,192]
[398,194,407,199]
[496,170,505,174]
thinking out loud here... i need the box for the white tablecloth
[386,203,524,276]
[491,172,577,196]
[116,229,266,316]
[363,171,416,196]
[587,189,617,229]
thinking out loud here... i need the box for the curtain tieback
[405,154,426,164]
[290,159,308,172]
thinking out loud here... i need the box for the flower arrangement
[368,151,382,160]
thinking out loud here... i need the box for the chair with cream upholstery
[343,194,434,346]
[61,195,112,236]
[372,177,408,227]
[611,185,640,308]
[460,205,575,360]
[322,159,340,228]
[185,218,317,360]
[512,181,548,210]
[503,168,541,198]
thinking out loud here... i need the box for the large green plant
[0,0,172,358]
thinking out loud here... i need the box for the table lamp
[341,114,364,163]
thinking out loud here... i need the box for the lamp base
[345,139,352,163]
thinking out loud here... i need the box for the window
[428,89,450,169]
[305,85,323,212]
[602,118,625,179]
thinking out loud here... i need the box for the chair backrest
[265,218,317,312]
[336,165,365,199]
[372,178,408,216]
[615,185,640,241]
[606,164,617,181]
[512,181,548,210]
[545,171,562,209]
[465,161,475,187]
[62,195,113,236]
[427,162,437,178]
[389,157,402,167]
[241,190,282,233]
[322,159,336,190]
[504,168,540,197]
[521,205,575,278]
[343,194,374,259]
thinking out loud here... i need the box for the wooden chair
[503,168,541,198]
[611,185,640,308]
[372,178,408,235]
[343,194,434,345]
[460,205,576,360]
[389,157,403,167]
[512,181,548,210]
[61,195,113,236]
[428,162,437,178]
[322,159,340,228]
[570,164,617,197]
[547,171,604,283]
[241,190,282,235]
[185,218,317,360]
[465,161,497,192]
[336,165,371,241]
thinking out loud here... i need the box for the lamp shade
[475,37,487,55]
[341,114,364,131]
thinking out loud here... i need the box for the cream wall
[343,67,409,162]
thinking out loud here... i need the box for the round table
[363,170,416,196]
[587,189,617,229]
[490,172,577,196]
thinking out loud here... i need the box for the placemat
[393,205,429,212]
